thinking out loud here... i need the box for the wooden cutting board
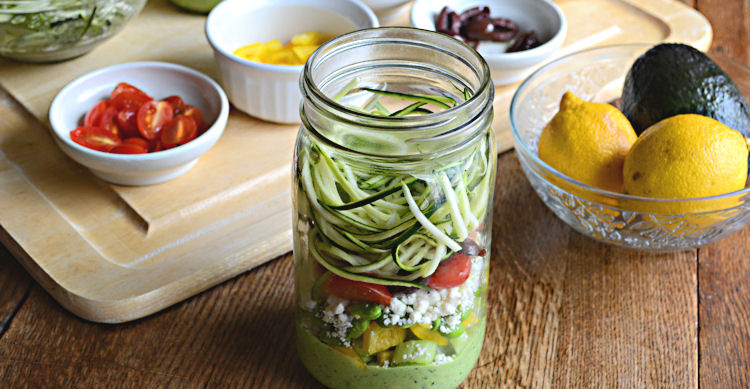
[0,0,711,323]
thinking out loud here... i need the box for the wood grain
[697,0,750,64]
[0,240,31,338]
[696,1,750,386]
[0,152,699,388]
[699,230,750,389]
[0,82,294,323]
[0,0,713,324]
[0,1,748,388]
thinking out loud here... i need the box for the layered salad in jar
[293,81,495,388]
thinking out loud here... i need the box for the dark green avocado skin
[621,43,750,136]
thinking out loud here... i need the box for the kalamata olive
[436,6,451,34]
[434,5,530,49]
[447,11,462,35]
[459,6,489,21]
[461,15,494,41]
[506,31,542,52]
[460,238,482,256]
[490,18,519,41]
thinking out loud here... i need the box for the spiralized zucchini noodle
[298,83,492,290]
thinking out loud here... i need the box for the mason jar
[292,27,496,389]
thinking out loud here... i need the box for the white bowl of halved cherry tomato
[49,61,229,186]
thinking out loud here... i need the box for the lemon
[623,114,748,205]
[538,92,638,193]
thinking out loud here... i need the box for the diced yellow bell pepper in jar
[410,324,449,346]
[331,346,367,370]
[462,312,479,327]
[376,350,393,366]
[362,322,407,355]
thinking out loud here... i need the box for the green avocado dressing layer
[296,319,486,389]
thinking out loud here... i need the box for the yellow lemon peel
[538,92,638,193]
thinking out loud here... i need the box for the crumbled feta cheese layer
[383,255,484,332]
[434,352,455,365]
[305,254,486,347]
[318,295,352,345]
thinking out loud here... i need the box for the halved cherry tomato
[110,143,148,154]
[160,116,197,149]
[427,253,472,289]
[137,100,173,140]
[70,126,121,152]
[326,275,392,305]
[110,82,153,110]
[83,101,119,137]
[163,95,184,110]
[150,139,163,153]
[74,84,202,154]
[175,104,206,133]
[99,106,120,137]
[83,100,110,127]
[116,107,140,138]
[122,137,150,149]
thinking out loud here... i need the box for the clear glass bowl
[0,0,146,63]
[511,44,750,252]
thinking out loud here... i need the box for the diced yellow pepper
[331,346,367,370]
[234,32,328,65]
[410,324,449,346]
[291,31,322,46]
[362,322,407,355]
[267,50,297,65]
[462,312,479,327]
[292,45,318,63]
[264,39,283,51]
[376,350,393,366]
[233,42,266,61]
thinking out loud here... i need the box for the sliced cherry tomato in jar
[110,143,148,154]
[163,95,184,110]
[137,100,174,140]
[116,107,140,138]
[110,82,153,110]
[326,275,392,306]
[176,104,206,133]
[160,116,197,149]
[70,126,121,152]
[427,253,472,289]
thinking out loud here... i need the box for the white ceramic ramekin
[411,0,567,85]
[205,0,379,124]
[49,61,229,186]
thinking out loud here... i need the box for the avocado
[621,43,750,136]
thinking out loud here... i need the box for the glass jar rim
[301,27,493,159]
[304,27,491,127]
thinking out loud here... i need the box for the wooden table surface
[1,1,748,388]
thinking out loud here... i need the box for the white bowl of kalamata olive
[410,0,567,85]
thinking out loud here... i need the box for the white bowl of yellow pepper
[205,0,379,124]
